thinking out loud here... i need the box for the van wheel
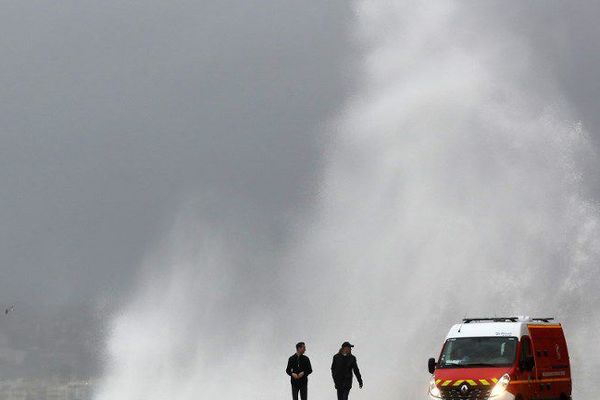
[559,395,571,400]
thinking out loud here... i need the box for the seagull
[5,305,15,315]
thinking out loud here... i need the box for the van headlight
[490,373,510,397]
[429,377,441,398]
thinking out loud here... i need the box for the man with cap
[331,341,363,400]
[286,342,312,400]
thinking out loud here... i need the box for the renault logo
[460,384,469,395]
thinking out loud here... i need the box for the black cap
[341,341,354,348]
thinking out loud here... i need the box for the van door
[529,325,572,399]
[516,336,535,399]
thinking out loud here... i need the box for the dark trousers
[336,388,350,400]
[292,383,307,400]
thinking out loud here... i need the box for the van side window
[520,336,533,369]
[521,337,530,357]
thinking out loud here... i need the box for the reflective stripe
[436,378,505,387]
[512,378,571,384]
[540,378,571,383]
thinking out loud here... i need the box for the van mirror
[526,356,535,371]
[520,356,534,371]
[428,357,436,374]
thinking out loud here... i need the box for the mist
[1,0,600,399]
[94,1,600,399]
[0,0,348,382]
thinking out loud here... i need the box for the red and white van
[427,317,571,400]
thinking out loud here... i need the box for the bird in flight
[5,305,15,315]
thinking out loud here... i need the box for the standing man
[331,342,363,400]
[286,342,312,400]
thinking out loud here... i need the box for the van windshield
[438,337,517,368]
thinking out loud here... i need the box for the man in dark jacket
[286,342,312,400]
[331,342,363,400]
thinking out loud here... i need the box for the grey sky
[0,0,350,376]
[0,0,350,305]
[1,0,600,379]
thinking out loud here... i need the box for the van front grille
[440,386,492,400]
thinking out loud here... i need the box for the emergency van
[427,317,571,400]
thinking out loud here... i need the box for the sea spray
[96,2,600,399]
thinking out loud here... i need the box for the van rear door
[528,324,571,399]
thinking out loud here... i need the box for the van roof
[446,316,560,339]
